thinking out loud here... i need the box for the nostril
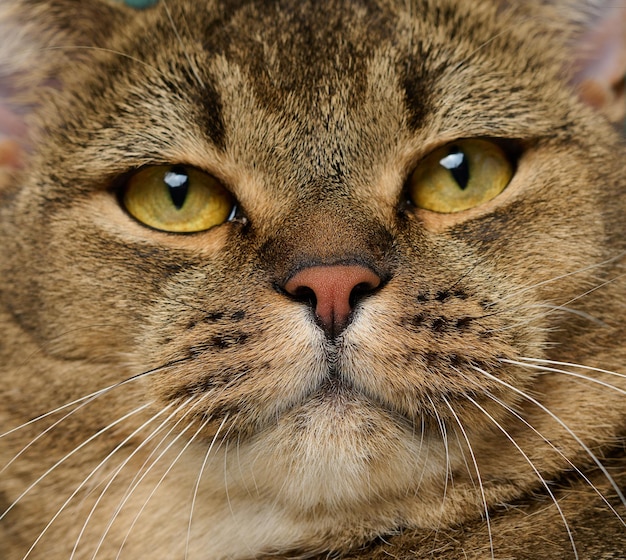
[282,264,382,337]
[349,281,379,307]
[290,285,317,308]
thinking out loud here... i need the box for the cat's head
[1,0,625,537]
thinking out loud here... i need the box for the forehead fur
[3,0,579,172]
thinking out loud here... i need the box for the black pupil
[164,166,190,210]
[439,147,470,190]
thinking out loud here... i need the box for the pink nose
[284,265,381,337]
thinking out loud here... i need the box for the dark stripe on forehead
[128,7,229,151]
[402,53,434,133]
[196,79,227,150]
[201,0,396,116]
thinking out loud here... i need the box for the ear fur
[0,0,127,167]
[569,2,626,122]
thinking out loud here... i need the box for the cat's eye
[122,165,235,233]
[408,139,513,213]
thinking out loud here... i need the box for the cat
[1,0,626,558]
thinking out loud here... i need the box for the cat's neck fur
[1,1,626,558]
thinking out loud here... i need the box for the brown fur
[1,0,625,558]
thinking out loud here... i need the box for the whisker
[184,414,230,560]
[492,272,625,331]
[426,396,451,549]
[483,271,624,334]
[472,365,626,509]
[1,395,102,474]
[406,415,427,499]
[451,427,476,490]
[494,252,626,305]
[428,396,451,499]
[113,396,198,507]
[161,0,205,89]
[234,428,255,500]
[91,395,208,559]
[223,440,236,524]
[0,358,189,439]
[552,272,625,311]
[21,401,166,560]
[501,358,626,396]
[512,357,626,380]
[106,376,241,539]
[484,390,626,527]
[463,393,579,560]
[68,402,181,560]
[0,402,152,524]
[114,411,215,560]
[442,397,494,560]
[511,303,606,326]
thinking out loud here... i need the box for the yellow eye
[122,165,235,233]
[408,139,513,213]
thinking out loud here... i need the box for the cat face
[1,0,625,558]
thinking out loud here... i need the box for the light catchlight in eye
[122,165,236,233]
[408,139,514,213]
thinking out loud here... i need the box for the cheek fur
[1,0,626,558]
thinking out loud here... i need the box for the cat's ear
[0,1,127,170]
[570,2,626,123]
[0,2,39,170]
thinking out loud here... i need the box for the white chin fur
[217,397,448,516]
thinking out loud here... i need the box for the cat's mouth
[308,370,371,413]
[153,303,519,445]
[274,359,428,433]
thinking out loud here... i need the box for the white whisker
[495,252,626,305]
[1,359,187,440]
[554,273,625,312]
[0,402,152,524]
[515,303,606,326]
[113,396,199,507]
[91,395,205,559]
[223,440,236,524]
[185,414,230,560]
[1,395,103,474]
[234,429,254,499]
[501,358,626,396]
[472,365,626,509]
[512,357,626,379]
[68,402,179,560]
[426,396,451,548]
[484,391,626,527]
[406,415,428,499]
[443,398,494,560]
[114,413,214,560]
[21,401,165,560]
[464,393,579,560]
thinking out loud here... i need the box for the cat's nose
[283,265,381,337]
